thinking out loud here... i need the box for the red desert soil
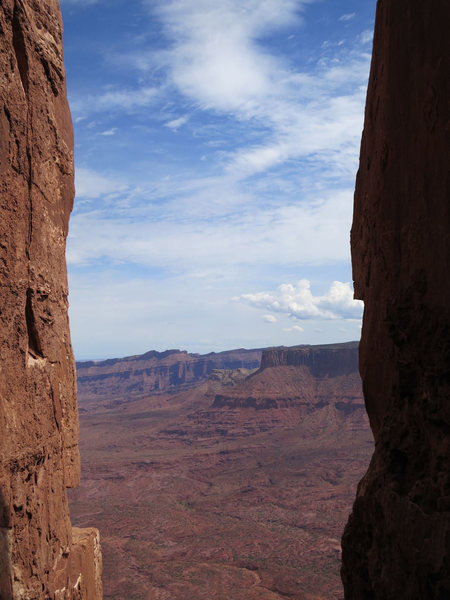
[69,346,373,600]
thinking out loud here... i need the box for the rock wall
[0,1,102,598]
[341,0,450,597]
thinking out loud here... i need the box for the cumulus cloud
[263,314,277,323]
[237,280,363,320]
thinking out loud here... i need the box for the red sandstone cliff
[0,1,101,598]
[76,348,262,408]
[341,0,450,597]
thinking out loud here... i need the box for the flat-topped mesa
[261,342,359,377]
[342,0,450,598]
[213,342,363,413]
[0,1,101,598]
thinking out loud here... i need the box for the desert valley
[2,0,449,597]
[69,342,373,600]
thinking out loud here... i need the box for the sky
[60,0,376,360]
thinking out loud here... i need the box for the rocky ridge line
[76,348,263,406]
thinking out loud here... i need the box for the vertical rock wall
[342,0,450,598]
[0,1,102,598]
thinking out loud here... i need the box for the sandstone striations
[0,1,101,598]
[76,348,262,409]
[341,1,450,598]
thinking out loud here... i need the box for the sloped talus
[341,0,450,598]
[0,1,102,598]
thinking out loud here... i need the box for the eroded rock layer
[342,1,450,598]
[76,348,262,408]
[0,1,101,598]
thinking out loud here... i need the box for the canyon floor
[69,351,373,600]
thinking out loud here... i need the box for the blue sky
[60,0,375,360]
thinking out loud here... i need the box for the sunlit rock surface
[0,1,102,597]
[342,0,450,597]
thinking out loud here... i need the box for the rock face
[341,1,450,598]
[0,1,102,598]
[76,348,262,408]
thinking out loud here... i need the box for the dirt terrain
[69,345,373,600]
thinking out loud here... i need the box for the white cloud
[130,0,370,185]
[67,185,355,269]
[149,0,312,111]
[65,0,372,356]
[72,0,370,188]
[339,13,356,21]
[70,87,158,116]
[165,115,189,130]
[237,280,363,320]
[100,127,118,136]
[284,325,304,332]
[263,314,277,323]
[74,167,128,200]
[358,29,374,45]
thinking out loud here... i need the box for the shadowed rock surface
[0,1,101,597]
[341,0,450,598]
